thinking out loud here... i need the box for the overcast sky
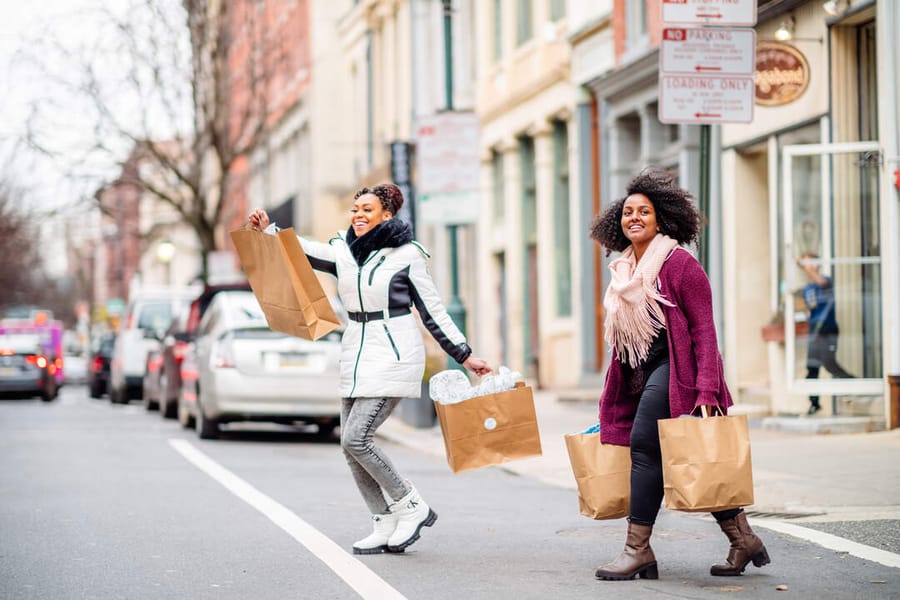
[0,1,112,275]
[1,1,99,209]
[2,0,192,279]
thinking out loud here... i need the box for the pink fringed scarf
[603,234,679,368]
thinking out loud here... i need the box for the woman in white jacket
[248,184,490,554]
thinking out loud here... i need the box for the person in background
[589,168,770,581]
[248,184,490,555]
[798,252,854,415]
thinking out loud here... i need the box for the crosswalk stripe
[750,518,900,569]
[168,438,407,600]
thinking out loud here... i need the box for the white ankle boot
[387,485,437,552]
[352,512,398,555]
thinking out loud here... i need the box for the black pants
[806,331,853,408]
[628,361,741,526]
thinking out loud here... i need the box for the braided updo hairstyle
[354,183,405,216]
[589,168,703,256]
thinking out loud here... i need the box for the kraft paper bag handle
[230,227,340,340]
[697,404,724,418]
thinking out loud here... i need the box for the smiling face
[621,193,659,254]
[350,193,391,237]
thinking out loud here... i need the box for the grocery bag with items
[430,367,542,473]
[564,422,631,520]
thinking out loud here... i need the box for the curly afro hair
[589,168,703,256]
[354,183,405,215]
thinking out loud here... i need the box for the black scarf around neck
[345,219,414,266]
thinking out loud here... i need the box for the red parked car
[143,283,251,419]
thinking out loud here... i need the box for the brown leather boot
[595,521,659,580]
[710,512,771,576]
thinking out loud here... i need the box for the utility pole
[441,0,467,368]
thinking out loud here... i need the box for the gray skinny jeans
[340,397,411,514]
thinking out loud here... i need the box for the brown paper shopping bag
[433,382,542,473]
[658,410,754,512]
[230,227,341,341]
[564,433,631,519]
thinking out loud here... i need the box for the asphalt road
[1,385,898,599]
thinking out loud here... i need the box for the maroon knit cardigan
[598,248,733,446]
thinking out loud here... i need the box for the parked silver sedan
[178,290,343,439]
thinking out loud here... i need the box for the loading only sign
[659,75,754,123]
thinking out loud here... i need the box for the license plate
[279,352,308,367]
[0,367,18,377]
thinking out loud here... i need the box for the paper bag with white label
[433,382,542,473]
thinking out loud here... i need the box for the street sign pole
[699,123,711,270]
[441,0,467,370]
[658,1,759,271]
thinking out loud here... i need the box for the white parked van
[109,286,200,403]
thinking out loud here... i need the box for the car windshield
[0,334,41,354]
[99,338,115,355]
[137,302,174,331]
[228,292,266,322]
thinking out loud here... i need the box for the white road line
[750,518,900,569]
[168,438,407,600]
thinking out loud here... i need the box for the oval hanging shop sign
[755,42,810,106]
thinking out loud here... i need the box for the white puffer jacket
[296,223,470,398]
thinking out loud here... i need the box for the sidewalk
[378,389,900,520]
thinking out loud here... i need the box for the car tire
[89,381,104,399]
[160,397,177,419]
[143,391,158,412]
[159,373,176,419]
[110,385,125,404]
[40,380,57,402]
[316,419,340,439]
[196,403,220,440]
[177,398,194,429]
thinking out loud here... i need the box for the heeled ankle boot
[595,521,659,581]
[711,512,771,576]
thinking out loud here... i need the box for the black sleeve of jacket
[406,253,472,364]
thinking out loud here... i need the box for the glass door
[782,142,883,399]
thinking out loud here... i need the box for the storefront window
[782,142,883,402]
[776,122,821,299]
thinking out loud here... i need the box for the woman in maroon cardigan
[590,169,770,581]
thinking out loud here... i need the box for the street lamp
[156,240,176,285]
[822,0,847,17]
[774,16,795,42]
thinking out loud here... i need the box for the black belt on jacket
[347,307,412,323]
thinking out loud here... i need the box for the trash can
[889,375,900,430]
[398,382,437,428]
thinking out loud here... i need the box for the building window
[552,120,571,316]
[494,0,503,62]
[519,135,538,374]
[492,149,505,222]
[858,20,877,141]
[520,136,536,242]
[366,31,374,169]
[495,252,508,367]
[549,0,565,21]
[626,1,648,49]
[517,0,532,46]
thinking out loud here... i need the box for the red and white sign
[416,111,481,225]
[658,75,754,123]
[661,28,756,75]
[661,0,757,26]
